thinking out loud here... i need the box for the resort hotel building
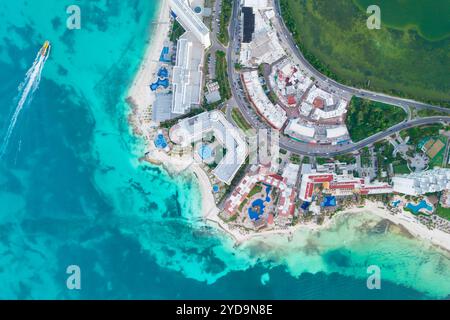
[392,168,450,196]
[169,111,248,184]
[223,163,299,225]
[242,71,287,130]
[169,0,211,115]
[239,1,286,67]
[299,167,393,202]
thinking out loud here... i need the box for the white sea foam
[0,45,50,159]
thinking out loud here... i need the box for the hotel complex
[393,169,450,196]
[169,0,211,115]
[148,0,450,238]
[170,111,248,184]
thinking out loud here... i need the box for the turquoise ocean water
[0,0,449,299]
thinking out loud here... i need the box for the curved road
[273,0,450,114]
[225,0,450,157]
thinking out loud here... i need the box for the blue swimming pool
[248,184,272,220]
[248,198,265,220]
[154,134,167,149]
[157,67,169,78]
[150,78,169,91]
[159,47,171,63]
[198,144,213,159]
[392,200,401,207]
[406,200,432,214]
[321,196,336,207]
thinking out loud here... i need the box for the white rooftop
[242,71,287,129]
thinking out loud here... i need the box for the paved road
[272,0,450,114]
[225,0,450,157]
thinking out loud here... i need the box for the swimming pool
[248,198,265,220]
[406,200,432,214]
[150,78,169,91]
[392,200,401,207]
[198,144,213,160]
[248,184,272,220]
[154,134,168,149]
[321,196,336,207]
[159,47,171,63]
[157,67,169,78]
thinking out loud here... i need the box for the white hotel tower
[392,168,450,196]
[169,0,211,48]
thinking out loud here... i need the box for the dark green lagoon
[280,0,450,105]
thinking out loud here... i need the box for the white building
[284,118,315,140]
[326,126,348,139]
[392,168,450,196]
[242,71,287,129]
[169,111,248,184]
[169,0,211,48]
[169,0,211,115]
[172,33,204,114]
[239,6,285,67]
[242,0,270,9]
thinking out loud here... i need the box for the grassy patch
[346,97,406,142]
[290,154,302,164]
[393,162,411,174]
[436,204,450,220]
[215,51,232,101]
[231,108,252,131]
[248,184,263,198]
[169,20,185,43]
[279,0,450,106]
[238,199,248,212]
[218,0,232,46]
[417,109,450,117]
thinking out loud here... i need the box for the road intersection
[219,0,450,157]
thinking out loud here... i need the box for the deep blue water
[0,0,448,299]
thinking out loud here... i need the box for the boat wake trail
[0,41,50,159]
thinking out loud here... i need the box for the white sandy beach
[127,0,171,139]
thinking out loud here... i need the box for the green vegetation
[279,0,450,106]
[400,124,445,145]
[360,147,371,167]
[436,204,450,220]
[393,163,411,174]
[218,0,233,45]
[248,185,263,198]
[316,157,330,165]
[346,97,406,142]
[333,153,356,164]
[417,109,450,117]
[238,199,248,212]
[169,20,185,43]
[374,140,410,175]
[290,154,301,164]
[231,108,252,131]
[215,51,232,101]
[355,0,450,41]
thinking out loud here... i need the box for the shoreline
[125,0,450,254]
[126,0,170,141]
